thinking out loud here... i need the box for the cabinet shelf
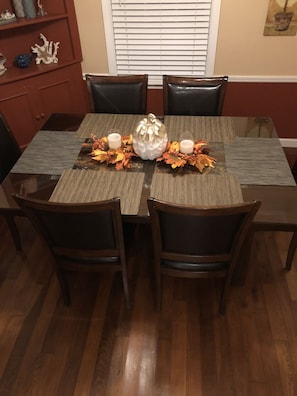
[0,0,89,148]
[0,14,68,31]
[0,59,82,85]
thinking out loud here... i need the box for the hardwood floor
[0,217,297,396]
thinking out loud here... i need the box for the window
[101,0,221,86]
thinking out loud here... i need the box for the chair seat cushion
[162,260,227,271]
[58,254,119,264]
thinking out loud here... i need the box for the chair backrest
[86,74,148,114]
[147,198,260,273]
[0,113,21,183]
[163,75,228,116]
[292,159,297,183]
[12,194,130,307]
[12,195,125,262]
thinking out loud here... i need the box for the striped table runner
[163,116,236,142]
[150,173,243,206]
[11,131,83,175]
[76,113,144,138]
[49,168,145,215]
[225,138,296,186]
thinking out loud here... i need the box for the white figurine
[0,52,7,76]
[31,33,60,64]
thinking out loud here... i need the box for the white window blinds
[102,0,221,86]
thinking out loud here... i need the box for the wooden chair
[0,113,22,251]
[285,231,297,271]
[12,195,130,308]
[147,198,261,314]
[285,161,297,270]
[85,74,148,114]
[163,75,228,116]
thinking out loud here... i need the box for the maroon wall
[147,82,297,139]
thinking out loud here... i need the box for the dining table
[0,112,296,275]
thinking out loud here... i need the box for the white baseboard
[280,138,297,148]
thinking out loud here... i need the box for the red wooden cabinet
[0,0,89,148]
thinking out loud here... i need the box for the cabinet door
[36,64,89,120]
[0,64,89,148]
[0,82,38,149]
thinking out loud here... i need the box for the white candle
[180,139,194,154]
[107,133,122,150]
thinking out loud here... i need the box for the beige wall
[74,0,297,78]
[74,0,108,73]
[215,0,297,77]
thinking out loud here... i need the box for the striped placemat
[11,131,84,175]
[224,138,296,186]
[76,113,145,138]
[163,116,236,142]
[150,174,243,206]
[49,168,145,215]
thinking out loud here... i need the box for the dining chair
[285,161,297,270]
[147,198,261,314]
[0,113,22,251]
[85,74,148,114]
[163,75,228,116]
[12,195,131,308]
[285,231,297,271]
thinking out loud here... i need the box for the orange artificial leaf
[193,140,208,154]
[162,152,187,168]
[168,141,180,152]
[91,149,108,163]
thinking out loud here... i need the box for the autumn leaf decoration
[89,134,136,170]
[156,140,216,173]
[87,134,216,172]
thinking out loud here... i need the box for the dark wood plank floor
[0,216,296,396]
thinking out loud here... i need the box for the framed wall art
[264,0,297,36]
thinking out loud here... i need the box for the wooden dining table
[1,112,296,273]
[0,114,297,224]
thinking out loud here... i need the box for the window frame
[101,0,222,87]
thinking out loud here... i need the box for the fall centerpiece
[87,113,216,172]
[89,133,136,170]
[157,140,216,172]
[133,113,168,160]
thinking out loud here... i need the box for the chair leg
[155,269,161,311]
[121,269,131,309]
[219,278,230,315]
[4,214,22,252]
[55,269,71,306]
[285,231,297,271]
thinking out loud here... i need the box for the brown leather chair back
[86,74,148,114]
[12,195,130,308]
[147,197,260,314]
[163,75,228,116]
[0,113,21,183]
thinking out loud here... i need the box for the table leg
[4,214,22,252]
[285,231,297,271]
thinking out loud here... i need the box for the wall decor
[0,52,7,76]
[15,53,33,68]
[264,0,297,35]
[11,0,25,18]
[0,10,16,25]
[31,34,60,64]
[37,0,47,16]
[22,0,37,19]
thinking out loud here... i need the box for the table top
[1,113,296,230]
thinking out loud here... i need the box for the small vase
[12,0,26,18]
[22,0,37,19]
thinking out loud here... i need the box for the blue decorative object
[15,54,33,68]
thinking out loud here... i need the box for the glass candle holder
[107,132,122,150]
[180,139,194,154]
